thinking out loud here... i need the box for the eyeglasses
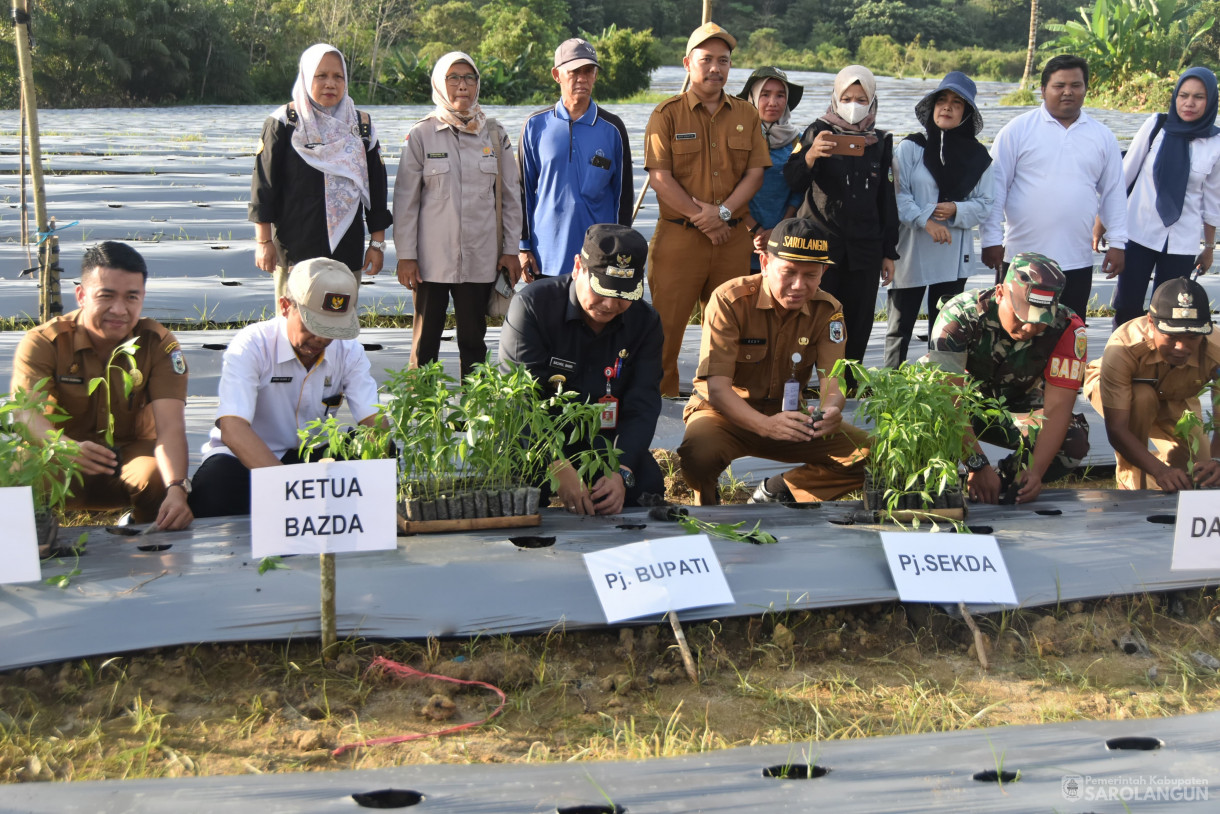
[445,73,477,85]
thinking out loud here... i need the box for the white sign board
[1171,491,1220,571]
[583,534,734,623]
[251,459,398,557]
[0,487,42,585]
[880,531,1018,605]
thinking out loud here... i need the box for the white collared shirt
[982,104,1128,268]
[201,316,379,460]
[1123,112,1220,255]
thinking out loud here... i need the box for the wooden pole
[12,0,62,321]
[320,553,337,658]
[667,610,699,684]
[629,0,714,224]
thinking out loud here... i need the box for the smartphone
[825,134,866,156]
[494,267,514,299]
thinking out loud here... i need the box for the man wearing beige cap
[644,22,770,396]
[189,258,381,517]
[518,38,633,280]
[1084,277,1220,491]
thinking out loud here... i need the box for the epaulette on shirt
[652,95,686,114]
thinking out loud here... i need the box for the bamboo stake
[959,601,990,671]
[321,552,337,658]
[629,0,713,224]
[667,610,699,684]
[12,0,62,321]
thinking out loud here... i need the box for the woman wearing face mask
[885,71,994,368]
[1098,66,1220,328]
[250,43,392,300]
[784,65,898,382]
[737,67,805,271]
[394,52,523,377]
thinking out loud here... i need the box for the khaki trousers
[678,411,870,504]
[66,439,166,522]
[1086,382,1191,490]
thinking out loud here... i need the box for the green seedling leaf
[258,556,286,575]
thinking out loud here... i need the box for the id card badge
[599,395,619,429]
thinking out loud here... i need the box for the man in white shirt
[189,258,381,517]
[981,54,1127,320]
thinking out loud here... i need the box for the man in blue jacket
[517,38,634,280]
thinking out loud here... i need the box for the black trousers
[410,280,494,378]
[882,279,966,368]
[189,446,337,518]
[1111,239,1195,328]
[533,439,665,510]
[818,260,882,386]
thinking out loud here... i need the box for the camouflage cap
[1003,253,1066,325]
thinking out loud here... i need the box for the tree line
[2,0,1218,109]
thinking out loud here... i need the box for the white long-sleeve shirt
[982,105,1127,269]
[1123,112,1220,255]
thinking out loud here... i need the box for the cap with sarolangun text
[581,224,649,301]
[765,218,835,264]
[1004,252,1066,325]
[286,257,360,340]
[685,22,737,56]
[1148,277,1214,335]
[554,38,598,70]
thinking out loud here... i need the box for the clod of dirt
[291,729,324,751]
[421,694,456,721]
[599,673,633,693]
[1115,630,1151,657]
[772,623,795,652]
[649,666,682,684]
[1190,650,1220,672]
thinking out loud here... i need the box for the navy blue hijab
[1153,66,1220,226]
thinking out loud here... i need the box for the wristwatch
[368,239,386,251]
[718,204,732,222]
[619,467,636,488]
[964,453,989,473]
[168,478,192,495]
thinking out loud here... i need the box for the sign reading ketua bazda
[583,534,734,624]
[880,531,1018,605]
[1171,491,1220,571]
[0,486,42,585]
[250,459,397,557]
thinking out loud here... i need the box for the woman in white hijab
[250,43,391,299]
[394,52,523,377]
[784,65,899,388]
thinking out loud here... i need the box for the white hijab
[290,43,372,252]
[429,51,487,135]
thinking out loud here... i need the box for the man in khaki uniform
[678,218,869,504]
[10,241,193,529]
[644,22,771,396]
[1084,277,1220,490]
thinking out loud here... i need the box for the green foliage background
[1,0,1217,108]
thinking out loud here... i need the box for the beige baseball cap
[685,22,736,56]
[286,258,360,340]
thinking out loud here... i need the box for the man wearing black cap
[518,38,633,280]
[930,252,1091,504]
[644,21,771,396]
[677,218,869,505]
[499,224,664,514]
[1084,277,1220,491]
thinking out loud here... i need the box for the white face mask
[838,101,870,125]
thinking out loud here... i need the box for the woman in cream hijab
[250,43,391,299]
[394,52,523,377]
[783,65,899,389]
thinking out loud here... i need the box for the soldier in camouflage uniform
[928,252,1090,504]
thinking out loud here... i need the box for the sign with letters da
[1170,491,1220,571]
[880,532,1018,605]
[251,459,397,557]
[0,487,41,585]
[583,534,734,624]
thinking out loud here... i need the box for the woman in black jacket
[784,65,898,384]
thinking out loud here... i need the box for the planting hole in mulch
[510,536,556,549]
[967,525,993,534]
[219,280,241,285]
[1146,515,1176,525]
[1105,736,1163,751]
[556,806,626,814]
[616,524,647,530]
[827,514,855,526]
[972,770,1019,783]
[1035,508,1062,516]
[104,527,140,537]
[136,543,172,552]
[762,763,829,779]
[351,788,424,808]
[362,344,384,351]
[202,343,228,351]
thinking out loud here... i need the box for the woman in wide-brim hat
[885,70,994,368]
[737,66,804,270]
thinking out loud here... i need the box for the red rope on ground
[330,655,508,757]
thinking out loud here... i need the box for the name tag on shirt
[675,133,697,140]
[426,152,448,159]
[58,375,84,384]
[741,338,766,346]
[271,376,293,383]
[550,357,576,372]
